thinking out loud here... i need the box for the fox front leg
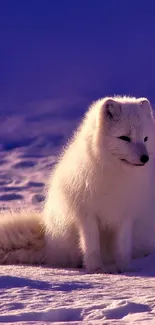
[114,218,132,273]
[79,216,107,273]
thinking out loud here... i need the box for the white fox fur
[0,96,155,273]
[0,211,45,264]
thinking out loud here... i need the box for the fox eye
[144,136,148,142]
[118,136,131,142]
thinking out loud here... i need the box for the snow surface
[0,99,155,324]
[1,257,155,324]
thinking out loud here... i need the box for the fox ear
[104,98,122,122]
[140,98,154,119]
[140,98,150,106]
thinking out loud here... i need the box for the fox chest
[94,172,151,225]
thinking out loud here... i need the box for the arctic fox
[0,96,155,273]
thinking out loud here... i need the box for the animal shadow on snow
[123,254,155,278]
[0,275,92,291]
[0,275,85,323]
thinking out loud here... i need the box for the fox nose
[140,154,149,164]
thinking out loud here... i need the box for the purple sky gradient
[0,1,155,114]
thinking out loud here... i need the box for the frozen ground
[0,98,155,324]
[1,256,155,324]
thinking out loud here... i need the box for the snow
[0,257,155,324]
[0,98,155,324]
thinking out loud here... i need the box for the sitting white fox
[0,96,155,273]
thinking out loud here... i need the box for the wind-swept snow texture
[0,257,155,324]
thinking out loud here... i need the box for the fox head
[94,96,155,167]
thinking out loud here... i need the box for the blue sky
[0,1,155,113]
